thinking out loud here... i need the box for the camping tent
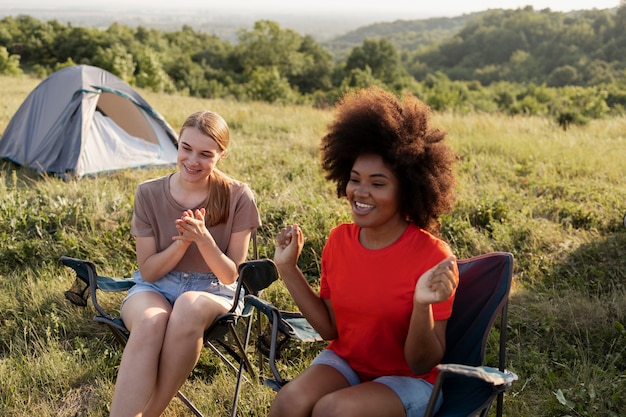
[0,65,178,178]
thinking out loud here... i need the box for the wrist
[276,262,300,275]
[413,300,433,312]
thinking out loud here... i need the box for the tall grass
[0,74,625,416]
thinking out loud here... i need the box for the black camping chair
[61,236,279,417]
[245,294,324,392]
[247,252,517,417]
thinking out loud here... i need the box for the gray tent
[0,65,178,178]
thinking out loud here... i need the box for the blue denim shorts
[123,270,244,314]
[311,349,442,417]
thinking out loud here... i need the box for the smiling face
[177,126,225,184]
[346,154,406,237]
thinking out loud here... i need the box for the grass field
[0,74,625,416]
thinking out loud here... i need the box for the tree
[135,48,175,93]
[245,66,296,103]
[288,35,333,94]
[345,38,407,86]
[0,46,21,75]
[52,26,108,66]
[235,20,301,74]
[235,21,333,95]
[547,65,579,87]
[92,43,136,84]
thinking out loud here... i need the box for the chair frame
[424,251,516,417]
[61,233,278,417]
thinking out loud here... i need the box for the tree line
[1,5,626,126]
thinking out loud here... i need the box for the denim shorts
[311,349,442,417]
[123,270,244,314]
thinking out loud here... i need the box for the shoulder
[134,175,170,206]
[329,222,354,235]
[137,174,170,193]
[406,224,453,255]
[228,178,251,193]
[327,223,356,243]
[228,178,256,201]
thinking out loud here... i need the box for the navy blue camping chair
[60,234,279,417]
[248,252,517,416]
[424,251,517,417]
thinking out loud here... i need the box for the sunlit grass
[1,75,625,416]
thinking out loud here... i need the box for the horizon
[1,0,621,21]
[0,0,620,43]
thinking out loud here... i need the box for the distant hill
[323,12,484,60]
[0,6,443,43]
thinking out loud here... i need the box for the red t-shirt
[319,223,456,384]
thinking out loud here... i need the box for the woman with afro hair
[270,86,459,417]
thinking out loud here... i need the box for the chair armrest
[60,256,131,319]
[424,364,518,417]
[246,295,322,342]
[436,364,518,386]
[245,294,280,317]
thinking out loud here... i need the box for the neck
[172,171,210,192]
[359,220,409,250]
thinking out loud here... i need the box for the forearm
[139,240,189,282]
[196,238,238,285]
[276,263,337,339]
[404,302,446,375]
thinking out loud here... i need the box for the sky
[2,0,621,19]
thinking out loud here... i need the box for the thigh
[120,290,172,333]
[375,376,437,417]
[270,361,352,417]
[314,382,406,417]
[171,291,231,329]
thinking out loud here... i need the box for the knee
[312,392,357,417]
[128,311,169,342]
[269,384,314,417]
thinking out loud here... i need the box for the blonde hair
[180,111,231,226]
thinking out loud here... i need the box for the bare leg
[110,292,172,417]
[312,382,406,417]
[142,291,230,416]
[269,364,351,417]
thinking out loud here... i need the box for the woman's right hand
[274,224,304,267]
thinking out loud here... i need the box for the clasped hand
[173,208,211,243]
[414,256,458,305]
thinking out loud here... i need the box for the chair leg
[228,321,256,381]
[230,316,255,417]
[176,391,204,417]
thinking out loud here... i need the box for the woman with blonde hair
[110,110,260,417]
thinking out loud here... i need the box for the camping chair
[423,251,517,417]
[61,238,279,417]
[247,251,517,417]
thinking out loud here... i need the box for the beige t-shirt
[131,173,261,273]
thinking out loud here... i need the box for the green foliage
[2,10,626,116]
[92,43,136,84]
[345,38,408,86]
[0,46,21,76]
[245,66,297,104]
[410,7,626,88]
[135,48,175,93]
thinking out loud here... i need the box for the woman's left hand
[414,256,458,305]
[173,208,212,243]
